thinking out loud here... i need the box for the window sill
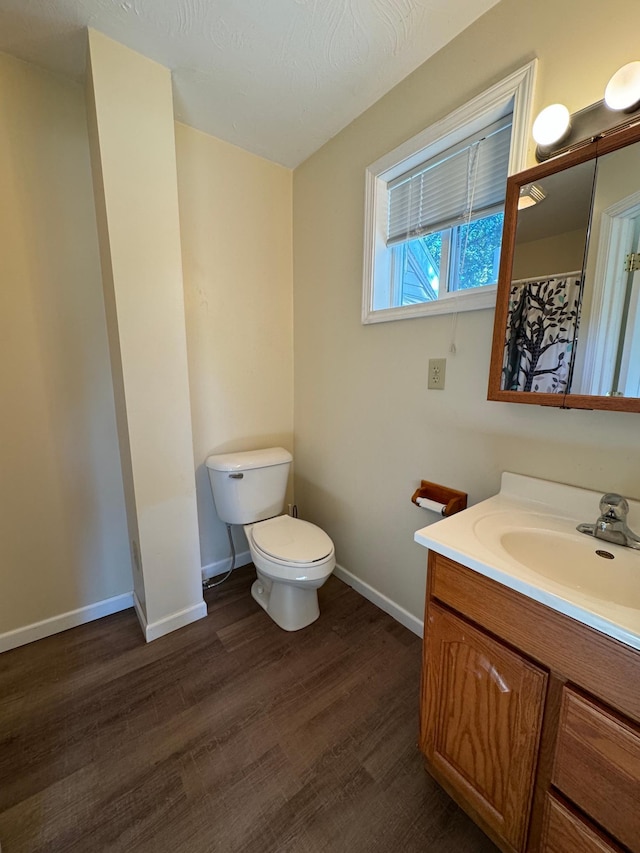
[362,284,497,324]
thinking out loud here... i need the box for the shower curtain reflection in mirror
[502,271,582,393]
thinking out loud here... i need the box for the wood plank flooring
[0,566,498,852]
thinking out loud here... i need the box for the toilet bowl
[244,514,335,631]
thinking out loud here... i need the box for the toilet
[205,447,335,631]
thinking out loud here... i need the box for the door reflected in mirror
[569,142,640,398]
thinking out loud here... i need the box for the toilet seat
[250,515,333,565]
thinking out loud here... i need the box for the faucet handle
[599,493,629,520]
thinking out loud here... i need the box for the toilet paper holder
[411,479,468,517]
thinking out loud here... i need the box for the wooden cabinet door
[421,603,547,852]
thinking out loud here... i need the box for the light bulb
[532,104,571,147]
[604,61,640,111]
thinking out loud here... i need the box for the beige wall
[292,0,640,622]
[175,124,294,568]
[0,40,293,644]
[0,53,131,636]
[512,228,587,280]
[86,31,204,634]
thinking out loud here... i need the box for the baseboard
[133,592,147,639]
[134,594,208,643]
[0,592,135,654]
[201,549,252,581]
[0,559,415,653]
[333,564,424,638]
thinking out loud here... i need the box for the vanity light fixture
[532,104,571,147]
[604,61,640,111]
[533,60,640,161]
[518,183,546,210]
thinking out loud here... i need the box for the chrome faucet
[577,493,640,550]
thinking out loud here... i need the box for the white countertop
[414,472,640,651]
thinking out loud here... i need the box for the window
[362,61,537,324]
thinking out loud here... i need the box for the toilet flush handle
[229,472,243,479]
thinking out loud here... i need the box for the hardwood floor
[0,567,498,852]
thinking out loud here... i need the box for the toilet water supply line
[202,523,236,590]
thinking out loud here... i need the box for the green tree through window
[396,211,504,306]
[456,212,504,290]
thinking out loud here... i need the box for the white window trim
[362,60,538,325]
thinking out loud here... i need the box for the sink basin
[500,528,640,609]
[415,473,640,650]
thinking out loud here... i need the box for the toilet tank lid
[205,447,292,472]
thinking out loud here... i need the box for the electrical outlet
[428,358,446,390]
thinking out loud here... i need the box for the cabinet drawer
[540,796,622,853]
[553,688,640,853]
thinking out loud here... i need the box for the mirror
[488,122,640,412]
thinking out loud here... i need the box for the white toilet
[205,447,335,631]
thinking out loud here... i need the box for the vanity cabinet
[420,551,640,853]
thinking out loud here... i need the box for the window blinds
[387,116,512,247]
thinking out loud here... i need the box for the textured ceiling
[0,0,500,167]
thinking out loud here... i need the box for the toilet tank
[205,447,292,525]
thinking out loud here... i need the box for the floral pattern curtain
[503,272,582,393]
